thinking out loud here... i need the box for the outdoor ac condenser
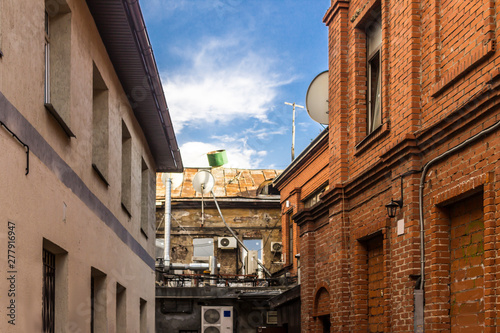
[201,306,233,333]
[218,237,237,249]
[245,250,259,275]
[271,242,283,253]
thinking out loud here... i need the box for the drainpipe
[416,119,500,332]
[163,176,172,269]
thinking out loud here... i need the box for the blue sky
[141,0,329,170]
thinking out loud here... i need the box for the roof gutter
[122,0,182,172]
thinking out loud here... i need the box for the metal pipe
[170,262,211,271]
[418,119,500,289]
[210,256,218,285]
[211,190,272,277]
[164,176,172,267]
[416,119,500,333]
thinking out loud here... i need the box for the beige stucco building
[0,0,182,332]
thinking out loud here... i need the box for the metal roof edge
[123,0,183,172]
[273,127,329,188]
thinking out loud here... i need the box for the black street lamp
[386,198,403,218]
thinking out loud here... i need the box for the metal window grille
[91,277,95,333]
[43,249,55,333]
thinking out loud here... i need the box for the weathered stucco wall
[0,0,158,331]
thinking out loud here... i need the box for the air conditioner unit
[201,306,233,333]
[245,250,259,275]
[266,310,278,325]
[271,242,283,253]
[218,237,237,249]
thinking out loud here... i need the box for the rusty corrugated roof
[156,168,282,200]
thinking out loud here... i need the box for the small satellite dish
[305,70,329,124]
[192,170,215,194]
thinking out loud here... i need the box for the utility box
[245,250,259,275]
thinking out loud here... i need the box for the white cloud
[163,35,295,132]
[180,141,266,169]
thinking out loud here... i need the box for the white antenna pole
[285,102,304,161]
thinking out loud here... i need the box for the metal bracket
[0,121,29,175]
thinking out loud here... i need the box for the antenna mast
[285,102,304,161]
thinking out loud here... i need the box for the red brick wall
[449,194,485,331]
[275,134,329,276]
[293,0,500,332]
[367,236,384,333]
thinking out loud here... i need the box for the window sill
[121,202,132,218]
[92,163,109,187]
[354,121,389,156]
[45,103,75,138]
[140,227,148,239]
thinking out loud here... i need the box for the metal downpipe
[416,119,500,332]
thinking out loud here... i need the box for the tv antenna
[284,102,304,161]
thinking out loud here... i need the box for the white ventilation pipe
[163,176,172,268]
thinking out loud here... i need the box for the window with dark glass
[121,121,132,215]
[366,9,382,134]
[43,249,55,333]
[304,183,329,208]
[287,213,293,265]
[91,268,107,333]
[140,159,150,237]
[92,64,109,184]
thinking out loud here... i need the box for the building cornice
[323,0,350,26]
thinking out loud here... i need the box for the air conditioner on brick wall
[218,237,237,249]
[201,306,233,333]
[271,242,282,253]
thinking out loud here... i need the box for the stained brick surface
[449,194,485,332]
[286,0,500,332]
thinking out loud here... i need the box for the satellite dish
[192,170,215,194]
[305,70,329,124]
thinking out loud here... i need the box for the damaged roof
[156,168,282,200]
[86,0,183,172]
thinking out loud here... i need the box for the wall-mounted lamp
[386,174,404,218]
[385,198,403,218]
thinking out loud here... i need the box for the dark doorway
[319,314,330,333]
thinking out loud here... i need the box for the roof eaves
[86,0,183,172]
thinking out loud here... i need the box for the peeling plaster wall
[156,205,283,275]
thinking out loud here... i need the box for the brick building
[155,168,283,276]
[155,168,287,332]
[272,128,329,333]
[0,0,182,332]
[289,0,500,332]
